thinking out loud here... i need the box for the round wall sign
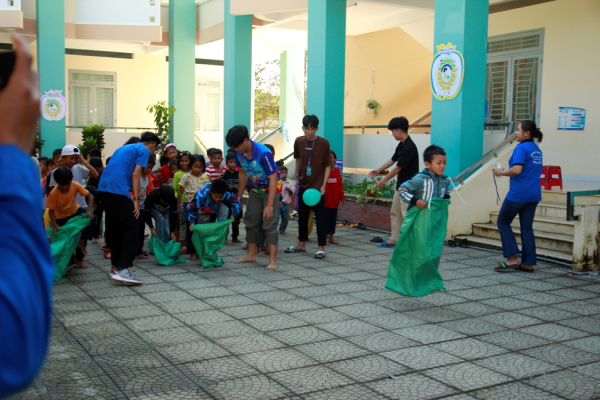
[40,90,67,121]
[431,43,464,101]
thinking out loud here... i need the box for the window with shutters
[69,70,117,127]
[485,29,543,131]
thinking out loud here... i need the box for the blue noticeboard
[558,107,586,130]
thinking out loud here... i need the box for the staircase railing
[566,190,600,221]
[452,122,517,184]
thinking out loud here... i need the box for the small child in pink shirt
[278,166,295,234]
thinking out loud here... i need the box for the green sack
[191,218,233,268]
[148,236,187,266]
[45,215,91,281]
[385,198,450,297]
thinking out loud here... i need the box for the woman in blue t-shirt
[492,120,544,273]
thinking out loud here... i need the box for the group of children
[39,121,451,293]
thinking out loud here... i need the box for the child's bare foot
[231,239,243,243]
[257,250,267,257]
[242,243,248,250]
[329,239,340,245]
[99,234,103,238]
[225,240,230,245]
[74,260,89,269]
[92,238,99,244]
[77,242,88,256]
[266,262,278,271]
[279,231,286,235]
[235,254,257,264]
[190,254,199,261]
[135,254,149,259]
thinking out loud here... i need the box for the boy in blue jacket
[186,178,241,260]
[398,145,451,210]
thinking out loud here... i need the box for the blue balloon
[302,188,321,207]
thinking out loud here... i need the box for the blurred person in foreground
[0,35,54,397]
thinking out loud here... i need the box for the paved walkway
[10,222,600,400]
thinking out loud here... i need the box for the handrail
[66,126,154,132]
[194,134,208,152]
[254,125,282,144]
[343,122,513,134]
[452,122,517,184]
[566,190,600,221]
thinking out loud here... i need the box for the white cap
[58,144,80,161]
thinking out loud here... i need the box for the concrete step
[490,212,575,236]
[541,190,600,205]
[454,235,572,263]
[536,201,567,219]
[472,223,573,254]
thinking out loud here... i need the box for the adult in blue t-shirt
[98,132,161,285]
[0,36,54,398]
[492,120,544,273]
[226,125,281,271]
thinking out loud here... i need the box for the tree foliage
[254,60,280,132]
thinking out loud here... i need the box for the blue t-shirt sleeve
[235,152,242,169]
[135,146,150,168]
[511,145,527,165]
[0,145,53,398]
[260,151,278,177]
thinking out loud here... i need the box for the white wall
[76,0,161,26]
[0,0,20,11]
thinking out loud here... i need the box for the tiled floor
[10,222,600,399]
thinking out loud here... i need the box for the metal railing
[253,125,282,144]
[452,122,517,184]
[66,126,154,133]
[566,190,600,221]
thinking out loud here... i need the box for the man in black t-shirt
[368,117,419,247]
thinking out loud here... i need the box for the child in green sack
[385,145,451,297]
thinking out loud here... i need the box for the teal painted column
[224,0,252,148]
[36,0,66,157]
[307,0,346,158]
[169,0,196,151]
[430,0,489,178]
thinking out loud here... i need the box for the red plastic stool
[540,165,563,190]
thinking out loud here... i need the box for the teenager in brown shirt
[285,115,331,259]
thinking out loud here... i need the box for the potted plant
[80,124,106,157]
[366,99,382,119]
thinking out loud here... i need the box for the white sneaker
[111,267,143,285]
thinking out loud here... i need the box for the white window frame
[69,69,117,127]
[487,29,544,125]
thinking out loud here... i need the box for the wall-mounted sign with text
[431,42,464,101]
[558,107,586,130]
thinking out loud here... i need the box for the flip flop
[517,266,535,273]
[447,240,457,247]
[357,223,366,230]
[459,239,469,248]
[377,242,395,248]
[342,220,350,225]
[315,251,326,259]
[370,237,383,243]
[284,246,306,253]
[494,262,519,272]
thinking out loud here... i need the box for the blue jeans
[497,199,539,266]
[150,208,170,243]
[279,203,290,233]
[217,204,229,222]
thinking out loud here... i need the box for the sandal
[494,262,519,272]
[315,251,326,259]
[517,266,535,273]
[342,220,350,225]
[284,246,306,254]
[447,240,457,247]
[370,237,384,243]
[459,239,469,248]
[357,223,366,230]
